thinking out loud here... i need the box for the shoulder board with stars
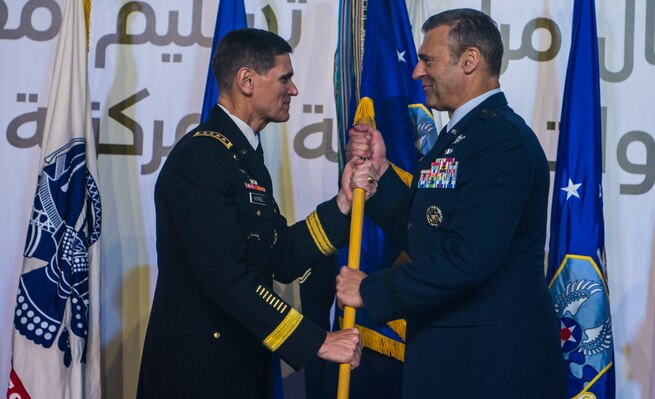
[193,131,232,149]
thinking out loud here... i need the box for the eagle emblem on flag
[549,256,613,395]
[14,138,101,366]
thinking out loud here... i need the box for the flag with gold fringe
[6,0,102,398]
[334,0,437,362]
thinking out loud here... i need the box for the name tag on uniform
[417,157,458,189]
[250,192,266,206]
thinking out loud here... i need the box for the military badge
[444,148,453,155]
[272,229,278,248]
[245,178,266,192]
[426,205,443,228]
[452,135,466,145]
[246,232,261,241]
[417,158,458,189]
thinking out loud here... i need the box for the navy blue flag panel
[547,0,615,397]
[200,0,247,121]
[336,0,437,360]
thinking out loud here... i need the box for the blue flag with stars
[335,0,437,361]
[200,0,246,121]
[546,0,615,397]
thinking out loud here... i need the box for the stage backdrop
[1,0,653,398]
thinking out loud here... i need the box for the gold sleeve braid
[257,284,303,351]
[257,285,287,314]
[262,308,303,352]
[305,211,336,255]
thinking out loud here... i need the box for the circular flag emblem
[560,316,582,353]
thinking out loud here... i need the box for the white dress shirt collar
[217,103,259,150]
[447,88,502,133]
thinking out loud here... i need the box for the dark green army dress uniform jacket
[137,105,350,398]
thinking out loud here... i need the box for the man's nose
[289,80,299,96]
[412,64,425,80]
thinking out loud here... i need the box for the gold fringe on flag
[353,97,376,129]
[339,317,406,362]
[387,319,406,341]
[84,0,91,51]
[390,162,414,187]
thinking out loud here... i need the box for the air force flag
[335,0,437,362]
[547,0,615,397]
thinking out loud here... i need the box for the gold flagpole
[337,98,374,399]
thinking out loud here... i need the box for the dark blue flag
[200,0,247,121]
[335,0,437,361]
[547,0,615,397]
[199,4,286,398]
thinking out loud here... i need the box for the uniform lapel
[419,125,458,170]
[408,92,509,201]
[450,92,508,138]
[404,126,457,208]
[418,92,509,170]
[208,106,273,190]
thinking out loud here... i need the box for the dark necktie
[419,125,448,162]
[256,144,264,160]
[433,124,450,147]
[255,134,263,161]
[438,124,449,138]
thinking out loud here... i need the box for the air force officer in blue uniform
[337,9,567,399]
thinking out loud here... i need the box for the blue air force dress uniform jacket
[360,93,567,398]
[137,105,350,399]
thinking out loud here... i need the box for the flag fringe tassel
[340,317,406,362]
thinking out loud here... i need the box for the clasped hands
[321,125,388,368]
[318,266,368,368]
[336,124,389,308]
[336,125,389,214]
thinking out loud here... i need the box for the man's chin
[426,100,443,111]
[420,95,433,108]
[275,113,290,122]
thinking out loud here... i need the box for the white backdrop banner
[1,0,653,398]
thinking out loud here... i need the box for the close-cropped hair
[423,8,503,77]
[213,28,293,92]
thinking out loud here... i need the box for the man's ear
[236,67,254,95]
[461,47,481,74]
